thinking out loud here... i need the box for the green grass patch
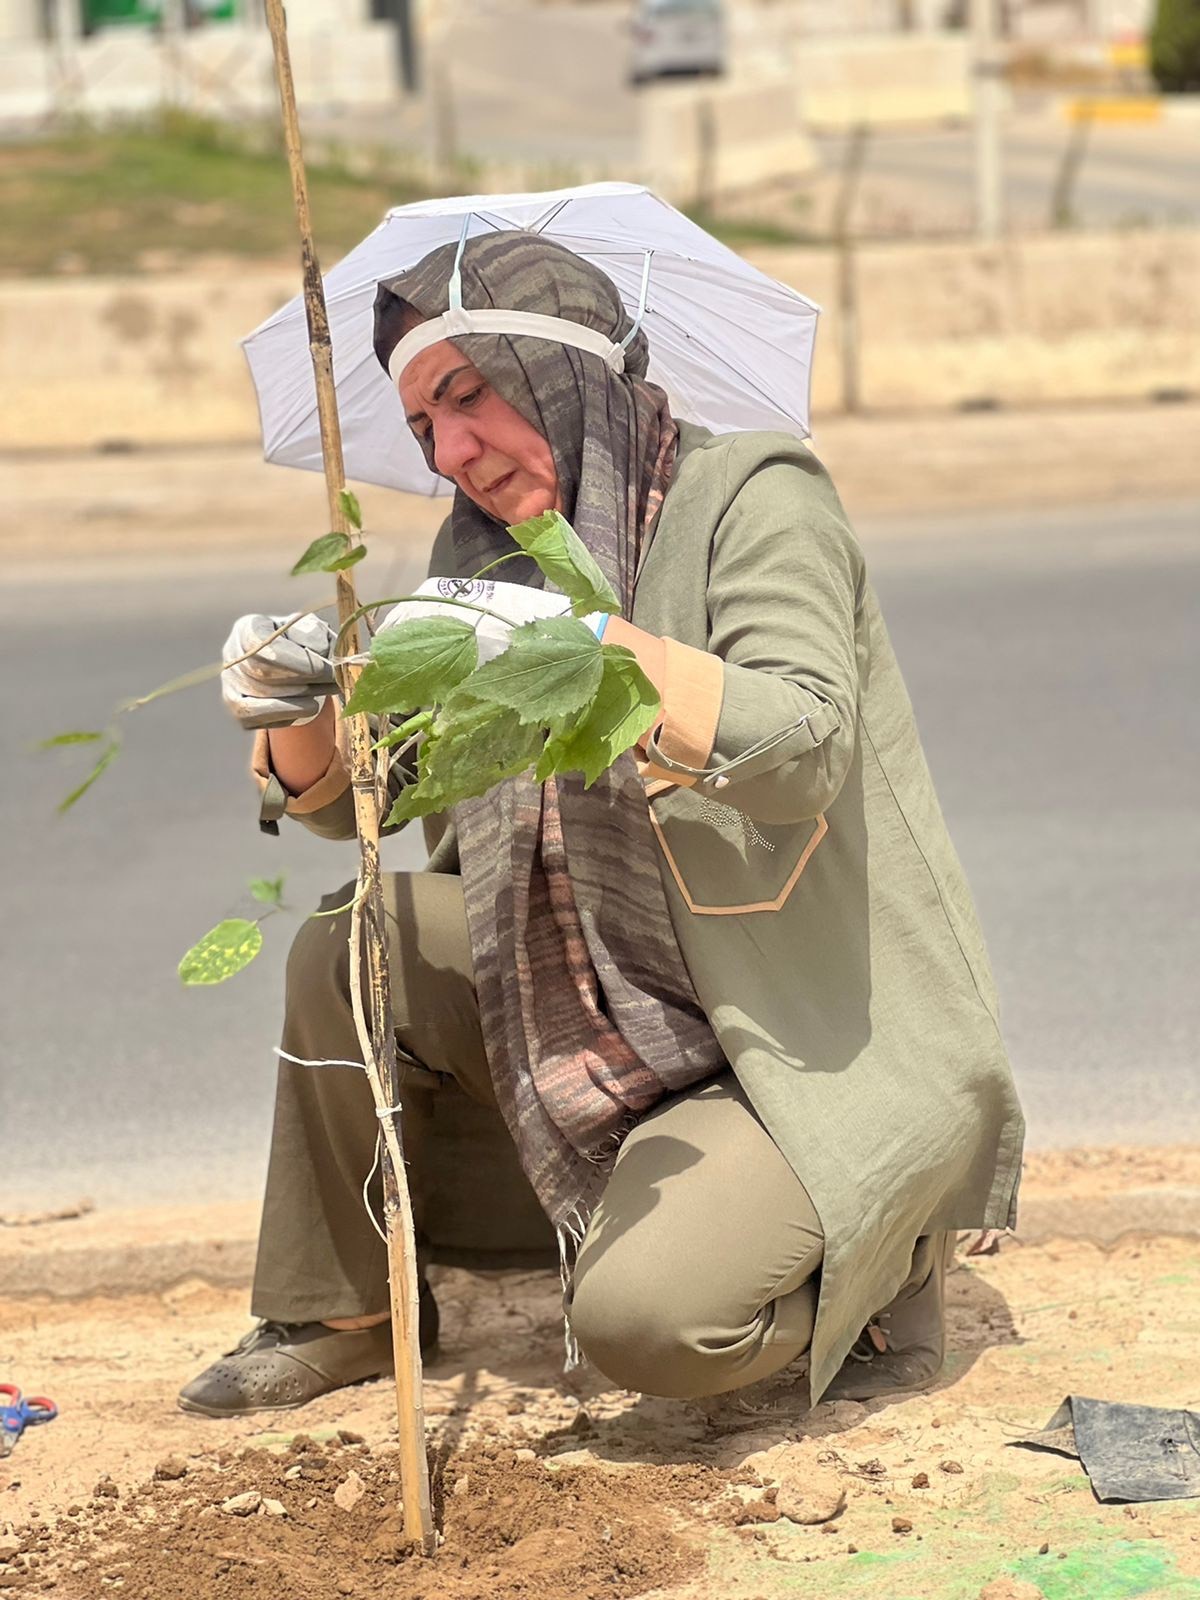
[0,111,433,277]
[0,110,817,279]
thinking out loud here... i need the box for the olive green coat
[279,421,1024,1402]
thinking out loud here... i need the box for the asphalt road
[2,497,1198,1212]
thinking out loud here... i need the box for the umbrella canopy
[241,181,820,497]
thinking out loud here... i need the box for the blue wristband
[583,612,610,642]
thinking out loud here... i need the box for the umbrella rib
[648,301,814,424]
[530,198,572,235]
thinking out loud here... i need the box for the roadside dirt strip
[2,1148,1199,1598]
[4,401,1199,573]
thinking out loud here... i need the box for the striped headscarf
[374,232,724,1278]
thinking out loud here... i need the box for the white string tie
[274,1047,365,1071]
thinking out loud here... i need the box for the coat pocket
[646,781,827,915]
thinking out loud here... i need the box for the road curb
[3,1188,1200,1301]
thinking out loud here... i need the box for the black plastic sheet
[1012,1395,1200,1503]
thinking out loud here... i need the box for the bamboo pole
[262,0,435,1555]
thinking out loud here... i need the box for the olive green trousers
[251,873,824,1398]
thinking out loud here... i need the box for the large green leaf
[465,616,604,728]
[178,918,263,986]
[536,645,661,787]
[386,699,542,825]
[343,618,478,718]
[506,510,620,617]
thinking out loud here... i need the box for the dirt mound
[35,1437,721,1600]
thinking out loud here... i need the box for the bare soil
[3,1153,1200,1599]
[5,401,1200,577]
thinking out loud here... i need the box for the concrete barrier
[0,268,294,451]
[793,33,979,130]
[2,230,1196,454]
[0,21,400,126]
[636,79,818,204]
[847,229,1200,409]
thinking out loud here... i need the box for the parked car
[629,0,726,86]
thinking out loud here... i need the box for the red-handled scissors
[0,1385,57,1457]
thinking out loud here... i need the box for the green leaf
[248,874,286,907]
[58,739,121,814]
[291,533,350,576]
[338,488,363,530]
[465,616,604,728]
[178,918,263,986]
[536,645,661,787]
[38,730,105,749]
[506,510,620,617]
[327,543,367,572]
[371,710,434,752]
[343,618,478,718]
[386,699,541,825]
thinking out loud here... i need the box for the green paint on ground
[1010,1540,1200,1600]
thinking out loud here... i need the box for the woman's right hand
[220,612,338,731]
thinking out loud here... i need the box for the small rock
[290,1433,317,1453]
[70,1564,88,1575]
[506,1399,526,1416]
[911,1472,930,1489]
[337,1581,356,1597]
[0,1534,20,1562]
[733,1495,781,1527]
[1038,1542,1050,1555]
[337,1429,365,1446]
[261,1499,288,1518]
[847,1544,859,1554]
[152,1457,188,1482]
[451,1475,470,1498]
[333,1471,366,1513]
[92,1479,119,1501]
[513,1449,537,1463]
[775,1467,847,1526]
[284,1465,303,1480]
[568,1408,594,1436]
[220,1492,262,1518]
[65,1508,82,1519]
[939,1460,964,1475]
[305,1497,318,1511]
[978,1580,1046,1600]
[892,1516,913,1534]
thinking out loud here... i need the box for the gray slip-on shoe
[178,1287,439,1418]
[819,1231,956,1403]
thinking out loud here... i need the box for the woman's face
[398,340,561,527]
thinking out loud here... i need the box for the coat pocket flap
[648,785,827,915]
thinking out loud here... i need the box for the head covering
[373,234,724,1332]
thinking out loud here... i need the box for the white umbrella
[241,181,820,497]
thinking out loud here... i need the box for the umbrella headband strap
[388,307,629,384]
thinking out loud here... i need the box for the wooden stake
[262,0,435,1555]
